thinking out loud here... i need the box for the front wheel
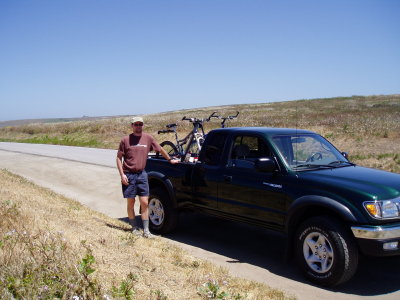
[295,216,359,287]
[156,141,179,158]
[148,187,178,234]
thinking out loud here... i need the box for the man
[116,116,179,238]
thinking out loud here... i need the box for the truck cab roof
[210,127,315,137]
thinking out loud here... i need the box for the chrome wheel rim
[149,198,164,226]
[303,232,334,273]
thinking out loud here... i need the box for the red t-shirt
[117,133,161,173]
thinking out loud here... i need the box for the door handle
[223,175,232,182]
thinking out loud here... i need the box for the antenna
[295,100,298,168]
[296,101,299,131]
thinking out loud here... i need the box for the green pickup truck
[145,127,400,287]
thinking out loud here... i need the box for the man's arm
[116,155,129,185]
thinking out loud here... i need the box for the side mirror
[341,152,349,160]
[255,157,276,172]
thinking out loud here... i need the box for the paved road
[0,142,399,300]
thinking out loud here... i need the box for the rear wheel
[295,216,359,287]
[148,187,178,234]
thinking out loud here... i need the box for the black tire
[148,187,178,234]
[156,141,179,158]
[295,216,359,287]
[161,141,179,156]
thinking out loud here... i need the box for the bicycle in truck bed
[156,112,219,162]
[156,111,240,162]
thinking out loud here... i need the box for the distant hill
[0,115,128,128]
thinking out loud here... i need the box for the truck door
[192,131,228,209]
[218,135,287,229]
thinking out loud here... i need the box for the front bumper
[351,224,400,256]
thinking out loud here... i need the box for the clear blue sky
[1,0,399,121]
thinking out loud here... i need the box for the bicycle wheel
[160,141,179,157]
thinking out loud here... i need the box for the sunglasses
[132,123,143,127]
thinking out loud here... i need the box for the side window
[201,132,228,165]
[230,135,271,168]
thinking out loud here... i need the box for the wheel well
[288,205,349,234]
[148,178,176,208]
[149,178,164,191]
[285,205,353,260]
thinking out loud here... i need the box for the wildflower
[103,294,112,300]
[72,296,80,300]
[6,229,16,236]
[42,285,49,291]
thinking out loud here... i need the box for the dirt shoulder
[0,169,291,300]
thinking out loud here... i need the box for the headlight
[364,198,400,219]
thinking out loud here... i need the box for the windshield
[272,134,350,170]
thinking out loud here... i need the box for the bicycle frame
[177,119,205,157]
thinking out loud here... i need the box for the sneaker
[132,227,142,236]
[143,231,154,239]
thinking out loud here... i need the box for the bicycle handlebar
[205,111,220,121]
[221,111,239,120]
[182,111,220,123]
[228,111,239,119]
[158,129,175,134]
[166,123,177,128]
[220,111,239,128]
[181,116,195,122]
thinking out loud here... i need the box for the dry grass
[0,169,295,300]
[1,94,399,172]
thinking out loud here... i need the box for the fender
[285,195,360,234]
[147,171,178,208]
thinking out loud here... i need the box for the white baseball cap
[130,116,144,124]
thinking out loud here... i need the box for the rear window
[200,132,228,165]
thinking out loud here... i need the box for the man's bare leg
[127,197,140,233]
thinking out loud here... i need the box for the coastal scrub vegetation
[0,94,399,172]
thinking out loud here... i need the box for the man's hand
[121,174,129,185]
[169,158,180,164]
